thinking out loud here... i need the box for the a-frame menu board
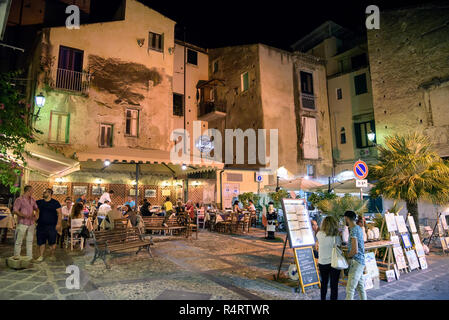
[281,199,320,293]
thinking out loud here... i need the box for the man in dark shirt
[140,199,151,217]
[36,188,62,262]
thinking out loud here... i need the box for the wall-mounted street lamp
[34,92,45,118]
[367,130,376,144]
[182,164,187,170]
[104,160,111,167]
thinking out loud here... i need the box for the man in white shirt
[98,190,114,207]
[97,200,111,230]
[61,197,73,220]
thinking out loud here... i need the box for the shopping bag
[331,237,348,270]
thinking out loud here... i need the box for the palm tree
[317,194,368,222]
[370,132,449,228]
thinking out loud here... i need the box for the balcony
[51,68,91,95]
[198,101,226,122]
[301,93,316,110]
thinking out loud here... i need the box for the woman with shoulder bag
[316,216,344,300]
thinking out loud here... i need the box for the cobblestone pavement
[0,228,448,300]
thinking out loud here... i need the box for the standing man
[35,188,62,262]
[12,185,39,260]
[266,201,277,240]
[344,210,367,300]
[98,190,114,208]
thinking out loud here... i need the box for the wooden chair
[66,218,85,251]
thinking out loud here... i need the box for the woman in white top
[316,216,342,300]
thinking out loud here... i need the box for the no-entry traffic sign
[354,160,368,180]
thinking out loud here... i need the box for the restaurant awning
[24,144,80,178]
[265,177,323,191]
[77,147,224,170]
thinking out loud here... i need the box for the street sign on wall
[356,179,368,188]
[354,160,369,180]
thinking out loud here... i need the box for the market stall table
[340,240,394,285]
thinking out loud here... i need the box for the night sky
[140,0,434,50]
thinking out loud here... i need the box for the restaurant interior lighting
[95,178,102,184]
[55,177,64,183]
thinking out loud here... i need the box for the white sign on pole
[356,179,368,188]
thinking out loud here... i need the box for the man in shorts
[36,188,62,262]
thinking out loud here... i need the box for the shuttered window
[125,109,139,137]
[241,72,249,92]
[49,112,70,144]
[99,124,113,147]
[302,116,319,159]
[148,32,163,52]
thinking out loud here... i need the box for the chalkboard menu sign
[294,246,320,293]
[281,199,315,248]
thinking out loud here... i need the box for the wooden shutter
[302,117,319,159]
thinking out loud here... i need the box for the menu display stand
[275,199,320,294]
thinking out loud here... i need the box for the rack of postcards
[437,213,449,253]
[385,212,427,278]
[407,214,428,270]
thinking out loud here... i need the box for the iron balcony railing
[198,101,226,118]
[52,68,91,94]
[301,92,316,110]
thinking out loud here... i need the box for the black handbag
[79,222,90,239]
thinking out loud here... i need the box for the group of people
[13,185,65,262]
[314,211,367,300]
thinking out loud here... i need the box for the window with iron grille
[99,124,113,147]
[125,109,139,137]
[49,111,70,144]
[336,88,343,100]
[173,93,184,116]
[148,32,163,52]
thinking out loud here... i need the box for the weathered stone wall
[34,0,176,157]
[367,3,449,155]
[208,44,264,168]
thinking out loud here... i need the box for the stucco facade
[208,44,333,185]
[34,0,176,156]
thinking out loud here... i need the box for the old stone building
[366,3,449,218]
[207,43,333,206]
[367,3,449,154]
[293,21,377,180]
[25,0,221,206]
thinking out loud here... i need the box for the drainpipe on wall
[219,169,224,210]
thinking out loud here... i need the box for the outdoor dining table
[0,207,15,230]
